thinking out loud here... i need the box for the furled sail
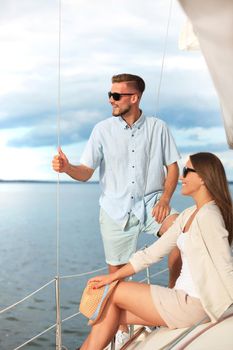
[179,20,200,51]
[178,0,233,149]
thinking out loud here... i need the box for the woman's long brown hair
[190,152,233,246]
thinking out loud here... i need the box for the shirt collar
[118,111,146,129]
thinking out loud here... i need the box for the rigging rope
[155,0,173,116]
[142,0,174,227]
[0,279,55,315]
[56,0,62,281]
[55,0,62,349]
[60,266,107,280]
[139,268,168,283]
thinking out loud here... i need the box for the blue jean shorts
[99,204,178,266]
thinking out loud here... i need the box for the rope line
[61,311,81,323]
[60,266,107,279]
[158,316,209,350]
[12,311,82,350]
[143,0,174,217]
[139,268,168,283]
[155,0,173,116]
[56,1,62,348]
[0,279,55,315]
[13,323,57,350]
[56,0,62,283]
[177,312,233,350]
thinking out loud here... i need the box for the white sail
[178,0,233,149]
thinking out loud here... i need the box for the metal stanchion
[146,266,151,284]
[110,338,115,350]
[55,277,62,350]
[129,325,134,338]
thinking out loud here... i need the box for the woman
[80,152,233,350]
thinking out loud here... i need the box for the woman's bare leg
[108,263,129,334]
[80,281,167,350]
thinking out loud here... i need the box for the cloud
[6,110,102,147]
[172,126,229,154]
[159,105,221,128]
[179,143,228,154]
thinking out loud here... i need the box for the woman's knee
[111,281,149,308]
[110,281,128,304]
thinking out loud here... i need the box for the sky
[0,0,232,181]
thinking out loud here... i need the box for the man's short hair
[112,73,145,95]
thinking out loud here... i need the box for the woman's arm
[88,263,135,289]
[129,212,183,273]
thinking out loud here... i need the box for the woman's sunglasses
[182,167,196,178]
[108,91,135,101]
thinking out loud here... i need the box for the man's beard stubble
[112,105,131,117]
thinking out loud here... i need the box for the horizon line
[0,179,99,184]
[0,179,233,185]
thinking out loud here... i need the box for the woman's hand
[88,274,115,289]
[88,263,135,289]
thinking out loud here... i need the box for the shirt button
[131,196,134,199]
[132,134,134,137]
[132,150,135,152]
[132,181,135,184]
[132,165,135,168]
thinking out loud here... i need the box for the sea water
[0,182,232,350]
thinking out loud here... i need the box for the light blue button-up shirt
[80,113,180,227]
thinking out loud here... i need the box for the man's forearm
[162,162,179,202]
[66,163,94,182]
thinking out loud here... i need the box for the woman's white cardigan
[129,201,233,322]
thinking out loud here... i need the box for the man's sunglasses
[182,167,196,178]
[108,91,135,101]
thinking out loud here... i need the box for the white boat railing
[0,263,168,350]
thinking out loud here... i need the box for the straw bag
[79,280,119,325]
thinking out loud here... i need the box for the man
[53,73,180,348]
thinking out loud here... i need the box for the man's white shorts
[99,204,178,266]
